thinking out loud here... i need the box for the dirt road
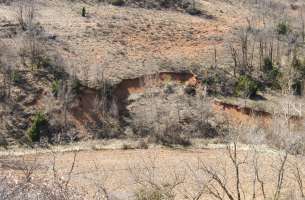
[0,145,297,200]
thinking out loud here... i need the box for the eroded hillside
[0,0,304,149]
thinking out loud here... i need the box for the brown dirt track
[0,146,301,199]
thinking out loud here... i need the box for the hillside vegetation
[0,0,304,148]
[0,0,305,199]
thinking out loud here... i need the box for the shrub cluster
[71,79,82,95]
[186,7,201,16]
[135,187,174,200]
[51,80,60,97]
[262,57,282,89]
[276,21,289,35]
[110,0,125,6]
[154,132,191,147]
[11,70,22,84]
[292,57,305,95]
[234,75,259,98]
[27,112,48,142]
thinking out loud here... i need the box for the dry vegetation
[0,0,305,199]
[2,141,305,200]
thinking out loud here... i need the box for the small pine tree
[27,112,47,142]
[82,7,86,17]
[276,22,289,35]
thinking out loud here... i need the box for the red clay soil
[68,71,304,132]
[212,100,304,129]
[69,88,103,136]
[70,89,100,123]
[212,101,272,128]
[68,71,199,130]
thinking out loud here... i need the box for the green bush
[261,57,281,89]
[202,70,223,86]
[81,7,86,17]
[110,0,125,6]
[71,79,82,95]
[27,112,47,142]
[11,70,22,84]
[276,22,289,35]
[201,71,229,95]
[186,7,201,15]
[51,80,60,97]
[235,75,259,98]
[263,57,273,72]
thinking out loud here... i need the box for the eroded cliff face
[213,100,304,132]
[66,71,199,137]
[0,67,303,147]
[112,71,198,114]
[76,71,304,138]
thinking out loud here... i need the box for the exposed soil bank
[213,100,304,128]
[113,71,198,115]
[68,71,198,130]
[74,72,304,132]
[213,100,272,127]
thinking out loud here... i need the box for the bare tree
[199,139,248,200]
[251,148,266,200]
[272,152,288,200]
[0,39,19,102]
[129,156,185,200]
[291,156,305,199]
[15,0,36,31]
[0,151,84,200]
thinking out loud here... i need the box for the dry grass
[0,0,249,84]
[0,144,304,199]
